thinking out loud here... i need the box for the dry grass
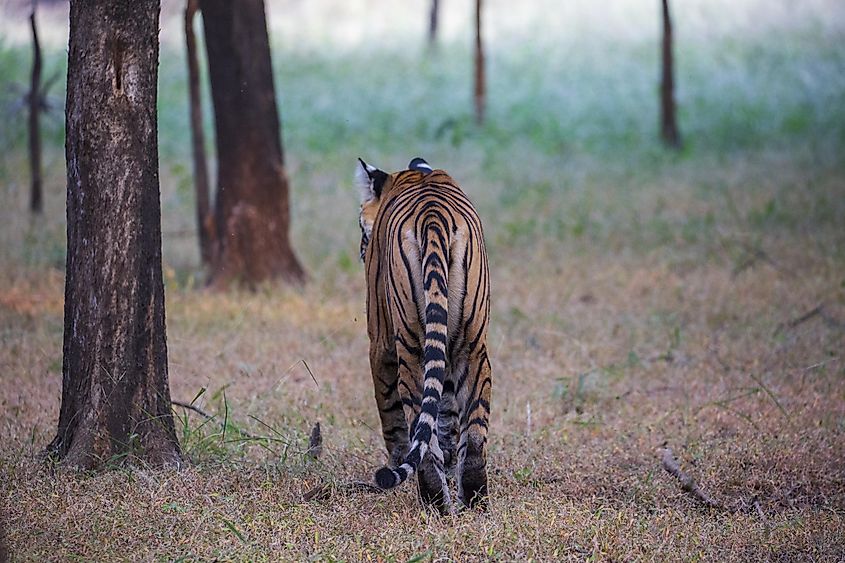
[2,221,844,560]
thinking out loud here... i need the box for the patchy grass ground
[2,213,844,560]
[2,0,845,560]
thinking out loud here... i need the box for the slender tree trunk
[48,0,181,469]
[28,4,43,214]
[428,0,439,48]
[660,0,681,148]
[473,0,485,124]
[185,0,213,268]
[200,0,305,287]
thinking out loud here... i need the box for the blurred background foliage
[0,0,843,284]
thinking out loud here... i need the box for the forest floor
[2,0,845,560]
[2,184,844,560]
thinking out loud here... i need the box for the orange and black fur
[356,157,492,512]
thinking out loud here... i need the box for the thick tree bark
[428,0,439,48]
[473,0,485,124]
[660,0,682,148]
[185,0,213,268]
[28,6,43,214]
[48,0,181,469]
[200,0,305,288]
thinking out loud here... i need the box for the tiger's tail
[375,218,449,490]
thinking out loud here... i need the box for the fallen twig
[173,400,262,441]
[657,446,722,509]
[172,400,213,420]
[801,357,837,372]
[774,304,823,336]
[730,241,789,280]
[346,480,385,493]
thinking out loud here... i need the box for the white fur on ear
[356,158,377,203]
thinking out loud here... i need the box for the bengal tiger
[356,157,492,513]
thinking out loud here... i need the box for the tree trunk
[200,0,305,288]
[185,0,213,268]
[660,0,682,148]
[48,0,181,469]
[473,0,485,124]
[28,6,43,214]
[428,0,439,48]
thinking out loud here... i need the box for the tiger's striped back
[356,158,492,512]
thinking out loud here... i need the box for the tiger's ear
[408,157,433,175]
[356,158,388,203]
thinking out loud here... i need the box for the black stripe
[423,387,441,401]
[396,335,421,357]
[421,401,438,417]
[425,302,447,324]
[424,270,447,292]
[466,416,489,431]
[424,347,446,364]
[398,380,421,405]
[425,330,448,346]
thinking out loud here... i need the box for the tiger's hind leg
[456,347,492,509]
[370,346,408,466]
[417,434,454,515]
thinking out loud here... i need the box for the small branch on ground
[774,303,823,335]
[731,244,786,279]
[773,302,844,335]
[172,399,261,441]
[303,483,330,502]
[345,480,385,494]
[307,422,322,459]
[657,446,722,509]
[172,400,213,420]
